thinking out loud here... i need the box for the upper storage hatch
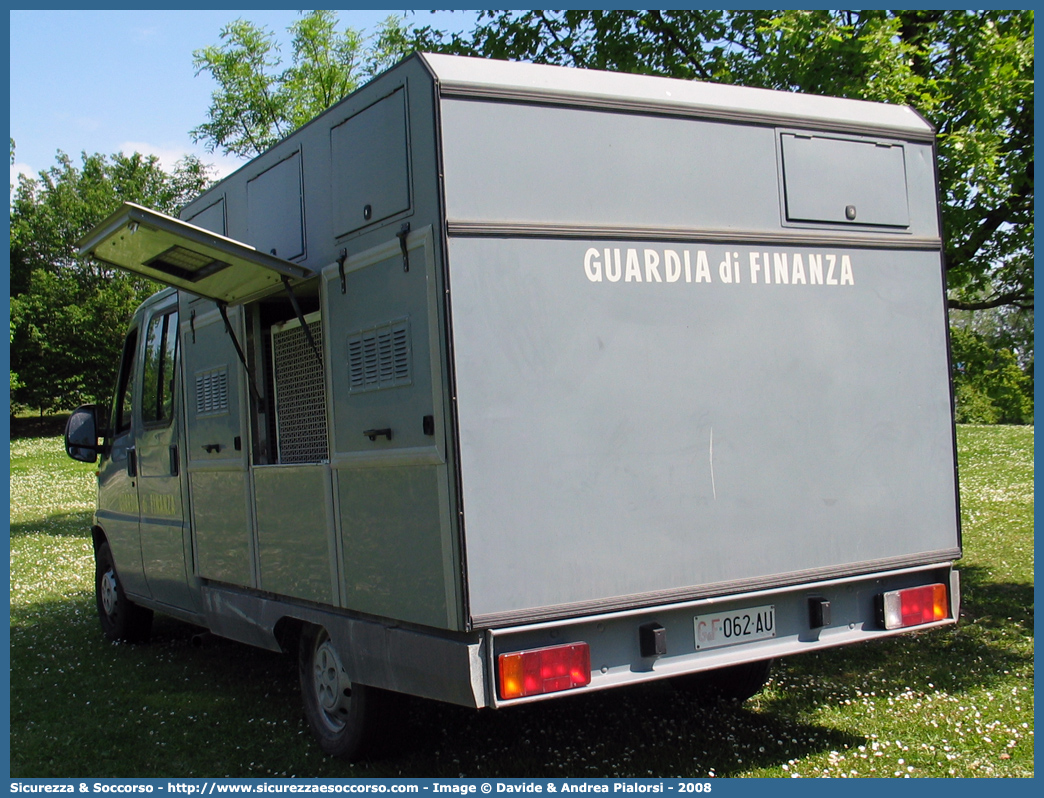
[781,133,910,228]
[78,202,316,305]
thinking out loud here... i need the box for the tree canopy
[414,10,1034,315]
[9,150,212,412]
[190,10,411,158]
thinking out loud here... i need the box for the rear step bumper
[486,562,958,707]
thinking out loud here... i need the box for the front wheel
[95,540,153,643]
[298,624,397,760]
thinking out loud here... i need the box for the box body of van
[68,53,960,756]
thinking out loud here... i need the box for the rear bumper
[486,562,958,707]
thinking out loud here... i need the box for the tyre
[672,659,773,705]
[298,624,397,760]
[95,540,153,643]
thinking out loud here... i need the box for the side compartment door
[180,296,255,588]
[324,226,459,629]
[135,300,197,611]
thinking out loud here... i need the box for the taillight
[876,583,949,630]
[498,642,591,700]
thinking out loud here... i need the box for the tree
[9,151,212,413]
[949,325,1033,424]
[191,10,411,158]
[413,10,1034,315]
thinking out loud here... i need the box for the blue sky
[9,9,473,186]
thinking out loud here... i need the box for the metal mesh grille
[272,318,328,464]
[347,319,411,392]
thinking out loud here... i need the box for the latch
[337,248,348,294]
[396,223,411,272]
[363,428,392,442]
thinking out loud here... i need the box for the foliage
[191,11,411,158]
[951,305,1034,373]
[414,10,1034,314]
[950,326,1033,424]
[9,425,1033,776]
[9,151,212,413]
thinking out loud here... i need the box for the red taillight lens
[879,583,949,630]
[498,642,591,700]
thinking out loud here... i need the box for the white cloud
[118,140,194,171]
[11,162,36,187]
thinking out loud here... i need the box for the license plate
[694,604,775,650]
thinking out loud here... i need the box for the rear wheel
[298,624,396,760]
[95,540,153,643]
[672,659,773,705]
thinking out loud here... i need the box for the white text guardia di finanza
[583,247,856,286]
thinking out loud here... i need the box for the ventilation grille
[347,319,411,392]
[195,368,229,416]
[272,317,328,464]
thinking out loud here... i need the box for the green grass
[9,426,1034,778]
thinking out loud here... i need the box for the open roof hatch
[78,202,316,305]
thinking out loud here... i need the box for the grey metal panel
[254,465,336,604]
[184,197,226,235]
[904,141,943,237]
[331,87,411,236]
[180,299,255,588]
[189,470,253,586]
[441,100,779,232]
[199,585,487,707]
[781,133,909,227]
[324,232,442,457]
[447,237,959,621]
[181,304,246,466]
[318,229,457,630]
[472,548,961,628]
[247,150,305,260]
[336,465,449,628]
[423,53,934,139]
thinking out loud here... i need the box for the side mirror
[65,404,106,463]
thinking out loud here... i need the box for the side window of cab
[141,310,179,426]
[113,329,139,438]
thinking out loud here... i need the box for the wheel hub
[311,635,351,731]
[100,569,118,617]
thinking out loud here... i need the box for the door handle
[127,447,137,478]
[169,445,179,476]
[363,428,392,442]
[203,443,222,454]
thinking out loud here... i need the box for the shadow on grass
[10,601,861,778]
[958,564,1034,631]
[9,560,1033,778]
[9,510,95,539]
[759,563,1033,721]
